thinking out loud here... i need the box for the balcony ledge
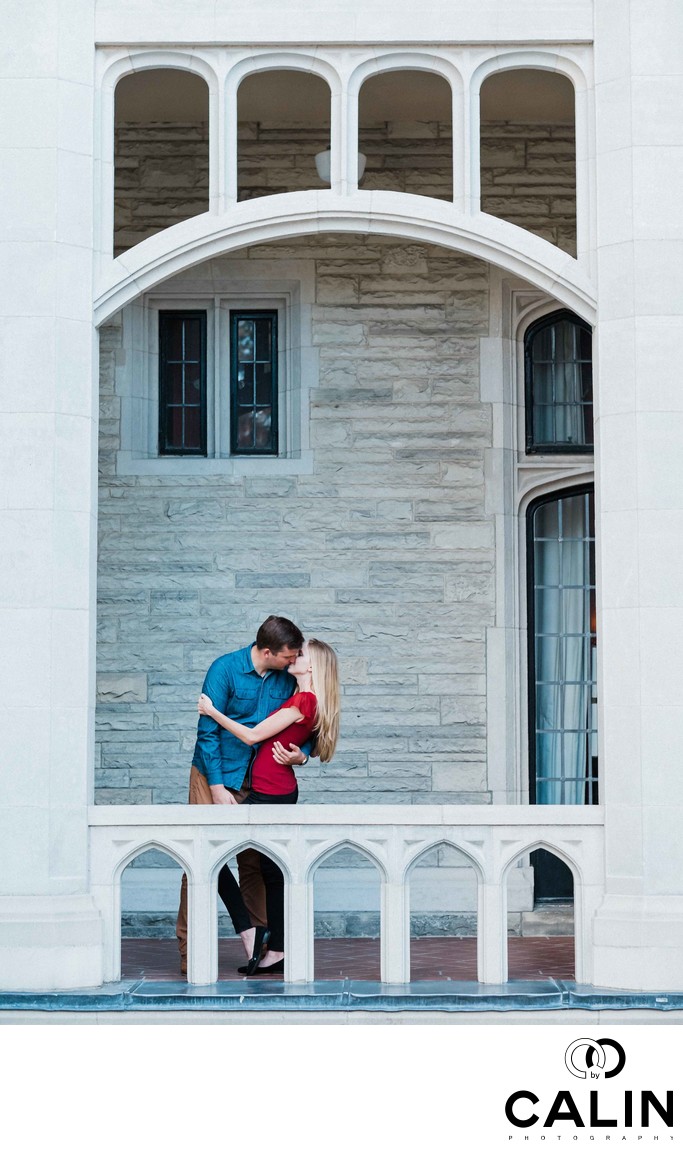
[2,978,682,1015]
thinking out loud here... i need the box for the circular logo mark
[565,1037,626,1080]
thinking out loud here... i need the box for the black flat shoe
[243,925,271,976]
[239,958,284,976]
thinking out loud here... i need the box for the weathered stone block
[150,591,199,614]
[439,696,487,725]
[96,673,148,703]
[313,322,366,345]
[235,572,310,588]
[445,573,495,603]
[95,788,153,805]
[164,498,224,522]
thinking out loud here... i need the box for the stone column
[0,0,103,988]
[592,0,683,989]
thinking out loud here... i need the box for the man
[176,615,311,976]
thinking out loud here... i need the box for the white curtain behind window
[533,491,596,803]
[532,320,591,449]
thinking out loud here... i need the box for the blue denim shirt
[192,645,304,789]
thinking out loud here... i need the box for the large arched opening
[95,212,596,983]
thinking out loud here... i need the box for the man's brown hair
[255,615,304,652]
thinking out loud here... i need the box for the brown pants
[175,766,267,963]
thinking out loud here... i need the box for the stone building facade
[2,0,683,996]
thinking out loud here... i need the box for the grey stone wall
[114,120,576,256]
[114,123,210,256]
[97,235,494,810]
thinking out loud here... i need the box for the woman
[198,637,339,975]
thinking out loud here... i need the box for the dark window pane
[238,410,255,449]
[255,319,272,361]
[526,311,593,453]
[165,406,184,450]
[255,363,273,405]
[254,407,272,449]
[184,406,202,450]
[237,320,255,362]
[159,311,206,455]
[165,362,184,405]
[165,320,183,361]
[237,363,254,395]
[185,367,202,399]
[230,311,278,456]
[183,318,201,363]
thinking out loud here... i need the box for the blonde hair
[307,638,340,763]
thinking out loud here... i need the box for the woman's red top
[250,691,317,795]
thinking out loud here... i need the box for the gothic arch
[307,838,388,884]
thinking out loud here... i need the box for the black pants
[217,787,298,950]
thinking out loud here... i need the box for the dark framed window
[527,485,597,806]
[525,310,593,453]
[230,310,278,455]
[158,311,207,455]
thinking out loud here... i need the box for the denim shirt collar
[237,644,271,679]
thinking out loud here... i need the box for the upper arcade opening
[237,70,332,201]
[114,68,210,257]
[359,70,453,201]
[480,69,576,256]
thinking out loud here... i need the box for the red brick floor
[121,936,575,982]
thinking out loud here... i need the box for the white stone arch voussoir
[208,838,293,886]
[94,201,597,328]
[97,50,220,259]
[500,836,584,891]
[306,837,389,885]
[227,49,342,96]
[348,49,464,96]
[402,835,486,887]
[113,837,195,887]
[470,48,593,257]
[471,47,589,103]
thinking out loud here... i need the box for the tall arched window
[524,310,593,453]
[527,486,597,806]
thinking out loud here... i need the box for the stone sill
[2,979,682,1015]
[115,451,315,477]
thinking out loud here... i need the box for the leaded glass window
[230,311,278,455]
[525,311,593,453]
[158,311,207,455]
[528,487,597,805]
